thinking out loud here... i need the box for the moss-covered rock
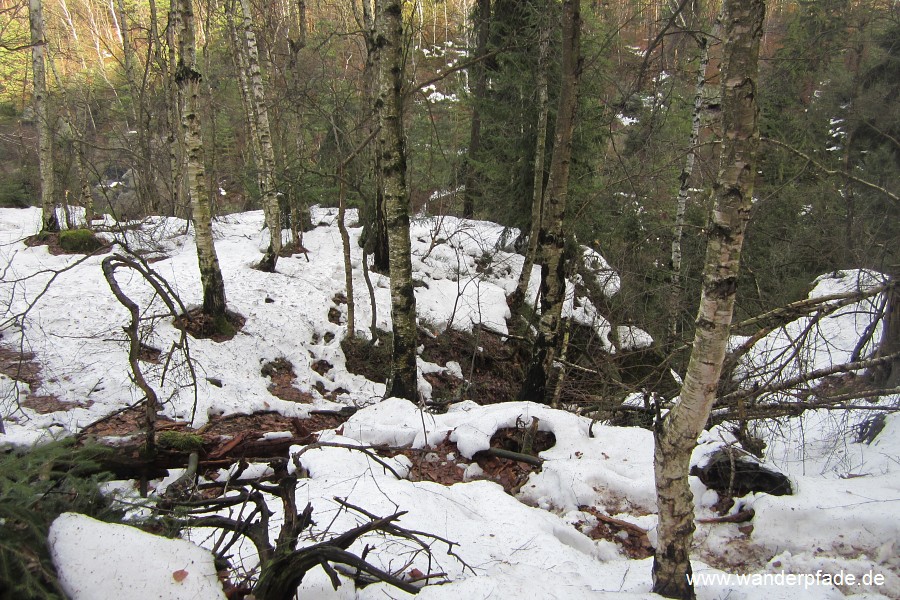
[58,229,105,253]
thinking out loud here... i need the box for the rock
[691,447,793,497]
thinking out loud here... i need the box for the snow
[49,513,227,600]
[1,207,897,599]
[734,269,894,477]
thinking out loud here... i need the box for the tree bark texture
[236,0,282,272]
[30,0,59,233]
[519,0,582,404]
[375,0,418,401]
[652,0,765,597]
[871,279,900,388]
[165,1,185,217]
[173,0,228,319]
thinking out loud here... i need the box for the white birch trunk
[237,0,282,271]
[652,0,765,597]
[173,0,228,319]
[510,19,551,328]
[519,0,582,404]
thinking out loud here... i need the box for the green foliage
[0,440,125,600]
[0,170,35,209]
[58,229,105,253]
[466,0,556,226]
[748,3,899,314]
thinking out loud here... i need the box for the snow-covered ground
[1,207,897,599]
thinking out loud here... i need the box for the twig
[762,137,899,205]
[295,441,406,480]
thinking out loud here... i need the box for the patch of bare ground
[1,344,91,413]
[419,326,524,405]
[22,395,92,414]
[695,526,771,575]
[341,326,525,405]
[342,330,392,384]
[0,346,40,387]
[173,308,245,341]
[261,358,315,403]
[278,241,308,258]
[79,403,177,438]
[381,421,554,494]
[576,505,654,559]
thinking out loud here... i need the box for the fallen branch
[720,353,900,406]
[478,447,544,467]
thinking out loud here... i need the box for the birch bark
[236,0,282,272]
[173,0,228,319]
[652,1,765,597]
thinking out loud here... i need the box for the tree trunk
[236,0,282,272]
[166,1,185,217]
[362,0,390,273]
[871,279,900,388]
[509,17,551,328]
[375,0,418,401]
[30,0,59,233]
[668,33,711,341]
[337,173,356,338]
[462,0,490,218]
[173,0,228,319]
[652,1,765,597]
[518,0,582,404]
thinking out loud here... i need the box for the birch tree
[29,0,59,233]
[375,0,418,400]
[652,0,765,596]
[233,0,282,272]
[361,0,390,273]
[172,0,228,321]
[518,0,582,404]
[668,20,719,341]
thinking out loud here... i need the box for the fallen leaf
[173,569,189,582]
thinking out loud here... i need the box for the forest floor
[1,206,897,599]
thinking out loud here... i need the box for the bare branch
[721,353,900,406]
[762,137,900,205]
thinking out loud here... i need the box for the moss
[341,329,392,384]
[212,313,237,338]
[58,229,105,253]
[157,430,205,452]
